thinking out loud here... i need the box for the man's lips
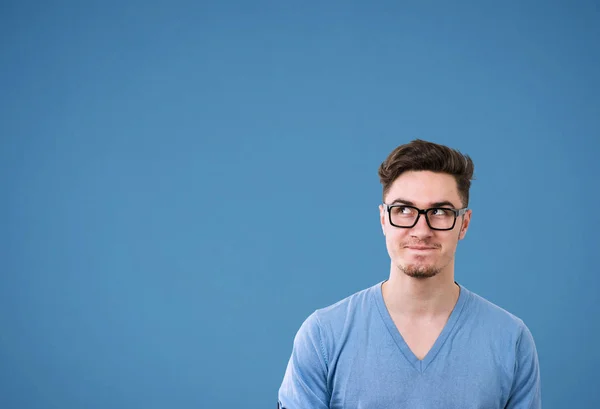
[405,245,438,250]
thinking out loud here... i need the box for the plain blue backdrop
[1,1,599,408]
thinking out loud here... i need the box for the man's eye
[398,206,415,214]
[392,206,415,216]
[432,208,451,216]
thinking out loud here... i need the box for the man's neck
[381,267,460,319]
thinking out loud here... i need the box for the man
[277,139,541,409]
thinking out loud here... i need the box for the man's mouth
[405,245,438,250]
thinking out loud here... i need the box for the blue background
[1,1,599,408]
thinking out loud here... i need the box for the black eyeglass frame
[383,204,468,231]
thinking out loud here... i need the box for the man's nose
[410,212,433,237]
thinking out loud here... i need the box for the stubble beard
[398,263,441,279]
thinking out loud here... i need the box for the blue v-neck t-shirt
[278,281,541,409]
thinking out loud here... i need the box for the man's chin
[399,264,441,279]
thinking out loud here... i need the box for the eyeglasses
[383,204,468,231]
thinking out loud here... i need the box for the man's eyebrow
[390,198,416,206]
[431,201,459,208]
[390,198,459,208]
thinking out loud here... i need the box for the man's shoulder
[462,284,529,333]
[315,283,381,319]
[461,285,540,378]
[298,281,382,336]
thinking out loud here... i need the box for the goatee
[399,264,441,279]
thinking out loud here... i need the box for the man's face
[379,170,472,279]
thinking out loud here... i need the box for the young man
[277,139,541,409]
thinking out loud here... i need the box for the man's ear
[379,204,386,236]
[458,209,472,240]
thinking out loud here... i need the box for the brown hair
[378,139,475,207]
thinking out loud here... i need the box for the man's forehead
[387,196,460,208]
[386,172,461,205]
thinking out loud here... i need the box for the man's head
[378,139,475,280]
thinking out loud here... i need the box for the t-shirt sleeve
[505,322,542,409]
[277,311,330,409]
